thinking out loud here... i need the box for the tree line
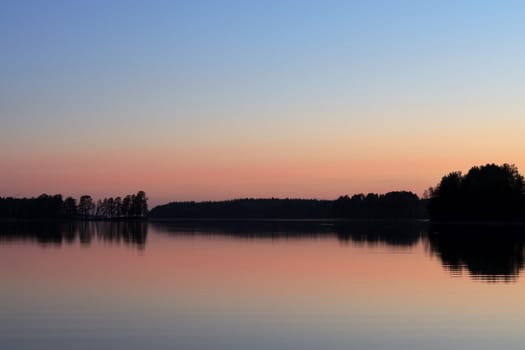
[150,162,525,221]
[2,163,523,221]
[149,191,427,219]
[0,191,148,220]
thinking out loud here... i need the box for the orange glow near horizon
[3,110,525,205]
[2,139,524,205]
[3,0,525,207]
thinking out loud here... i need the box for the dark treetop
[427,163,525,221]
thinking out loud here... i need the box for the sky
[2,0,525,206]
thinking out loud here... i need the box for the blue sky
[2,0,525,202]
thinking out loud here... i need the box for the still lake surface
[2,220,525,349]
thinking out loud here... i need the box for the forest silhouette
[150,163,525,221]
[428,163,525,221]
[149,191,427,219]
[0,191,148,220]
[1,163,524,221]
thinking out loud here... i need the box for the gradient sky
[2,0,525,205]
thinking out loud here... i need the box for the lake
[2,220,525,350]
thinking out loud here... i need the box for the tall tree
[122,195,132,217]
[114,197,122,218]
[63,197,77,218]
[78,195,95,219]
[131,191,148,218]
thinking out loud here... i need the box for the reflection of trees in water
[334,221,425,247]
[152,220,427,247]
[153,220,335,239]
[4,219,525,283]
[156,220,525,282]
[0,221,147,249]
[427,224,525,282]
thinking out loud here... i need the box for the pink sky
[2,133,524,206]
[3,2,525,206]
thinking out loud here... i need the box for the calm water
[2,220,525,350]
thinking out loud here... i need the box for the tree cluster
[94,191,148,219]
[333,191,426,219]
[0,191,148,220]
[428,163,525,221]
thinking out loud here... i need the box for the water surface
[1,221,525,349]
